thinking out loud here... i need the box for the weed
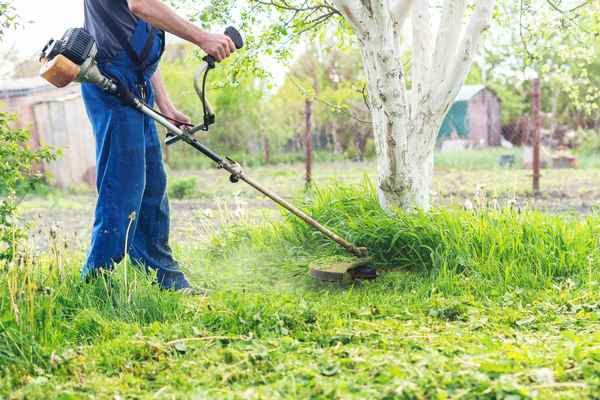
[168,176,199,199]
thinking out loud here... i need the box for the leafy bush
[168,176,198,199]
[0,112,54,261]
[364,138,376,160]
[577,129,600,155]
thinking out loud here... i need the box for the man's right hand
[197,32,236,62]
[128,0,237,62]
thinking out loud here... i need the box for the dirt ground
[19,160,600,253]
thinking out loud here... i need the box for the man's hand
[128,0,236,61]
[198,32,236,62]
[164,108,191,127]
[151,69,191,127]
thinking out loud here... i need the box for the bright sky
[3,0,85,59]
[1,0,287,84]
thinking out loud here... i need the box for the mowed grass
[3,183,600,399]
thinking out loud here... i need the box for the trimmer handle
[203,26,244,66]
[166,27,244,146]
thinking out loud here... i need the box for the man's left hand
[165,108,191,127]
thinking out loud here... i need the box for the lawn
[3,150,600,399]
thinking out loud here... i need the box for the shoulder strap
[139,27,159,64]
[93,1,157,84]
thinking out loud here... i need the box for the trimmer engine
[39,28,116,92]
[42,28,97,66]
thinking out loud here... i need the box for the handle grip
[203,26,244,65]
[225,26,244,50]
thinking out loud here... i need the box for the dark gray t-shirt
[84,0,138,60]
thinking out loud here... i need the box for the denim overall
[81,20,190,290]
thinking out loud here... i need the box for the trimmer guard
[309,258,376,282]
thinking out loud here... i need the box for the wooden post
[263,135,270,165]
[532,78,541,194]
[305,98,313,187]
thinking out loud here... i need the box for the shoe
[177,287,209,297]
[157,269,192,290]
[81,267,114,284]
[157,270,208,296]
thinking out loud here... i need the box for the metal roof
[455,85,486,102]
[0,77,53,98]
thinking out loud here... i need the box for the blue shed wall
[439,101,469,139]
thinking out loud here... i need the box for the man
[81,0,235,291]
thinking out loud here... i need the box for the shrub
[577,129,600,155]
[0,112,54,261]
[168,176,198,199]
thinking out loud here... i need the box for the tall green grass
[241,181,600,290]
[0,254,184,375]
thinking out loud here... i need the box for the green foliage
[0,257,184,374]
[0,0,19,40]
[0,112,54,261]
[484,1,600,126]
[577,129,600,156]
[168,176,199,199]
[273,182,600,286]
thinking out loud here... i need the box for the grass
[3,182,600,398]
[435,148,523,171]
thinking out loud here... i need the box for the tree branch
[434,0,496,112]
[545,0,591,13]
[429,0,466,95]
[288,74,372,124]
[410,0,433,112]
[332,0,370,34]
[390,0,413,32]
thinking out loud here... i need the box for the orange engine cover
[40,55,81,88]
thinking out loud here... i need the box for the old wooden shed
[0,78,96,188]
[438,85,502,147]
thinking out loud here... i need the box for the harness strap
[94,1,158,88]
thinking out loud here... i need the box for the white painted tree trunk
[334,0,495,211]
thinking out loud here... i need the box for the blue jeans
[80,20,189,290]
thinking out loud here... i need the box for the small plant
[0,112,54,261]
[168,176,198,199]
[577,129,600,155]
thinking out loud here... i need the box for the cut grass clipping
[3,182,600,398]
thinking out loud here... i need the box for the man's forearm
[128,0,206,47]
[150,69,173,114]
[128,0,235,61]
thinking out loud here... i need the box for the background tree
[176,0,496,210]
[477,0,600,128]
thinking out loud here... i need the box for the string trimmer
[38,27,376,281]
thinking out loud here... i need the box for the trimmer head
[309,258,377,282]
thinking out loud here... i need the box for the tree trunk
[333,0,495,211]
[305,99,313,187]
[358,33,440,211]
[331,121,342,154]
[263,135,270,164]
[532,78,541,194]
